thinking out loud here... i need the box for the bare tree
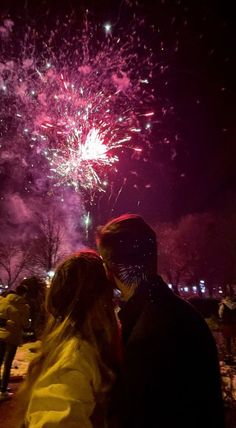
[157,223,188,295]
[0,242,33,288]
[31,213,65,274]
[157,213,231,297]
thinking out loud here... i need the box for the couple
[19,214,224,428]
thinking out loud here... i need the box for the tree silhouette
[31,213,65,274]
[0,242,33,288]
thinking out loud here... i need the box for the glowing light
[104,23,112,34]
[47,270,55,278]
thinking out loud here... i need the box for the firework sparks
[0,14,155,194]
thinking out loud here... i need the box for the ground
[0,341,39,428]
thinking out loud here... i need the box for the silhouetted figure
[20,276,47,339]
[97,214,225,428]
[0,285,30,401]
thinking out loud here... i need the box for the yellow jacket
[25,337,104,428]
[0,294,30,345]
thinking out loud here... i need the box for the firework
[0,14,154,194]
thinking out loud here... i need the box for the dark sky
[0,0,235,229]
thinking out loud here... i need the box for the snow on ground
[11,341,41,380]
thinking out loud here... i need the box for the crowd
[0,214,231,427]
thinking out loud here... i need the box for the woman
[19,251,121,428]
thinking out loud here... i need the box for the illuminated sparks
[0,15,155,194]
[47,128,120,190]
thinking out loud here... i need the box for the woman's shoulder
[61,336,96,361]
[53,336,101,387]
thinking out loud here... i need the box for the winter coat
[110,276,224,428]
[0,294,30,345]
[24,337,105,428]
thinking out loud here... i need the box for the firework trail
[0,14,155,196]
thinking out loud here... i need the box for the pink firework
[0,15,155,193]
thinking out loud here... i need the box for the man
[96,214,224,428]
[0,284,30,400]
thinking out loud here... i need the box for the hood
[5,293,26,307]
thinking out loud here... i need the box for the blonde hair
[18,251,121,423]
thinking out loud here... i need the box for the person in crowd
[96,214,225,428]
[219,286,236,359]
[0,285,30,401]
[188,296,221,331]
[20,276,47,339]
[19,251,121,428]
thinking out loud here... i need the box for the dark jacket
[111,276,224,428]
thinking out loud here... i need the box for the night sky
[0,0,235,237]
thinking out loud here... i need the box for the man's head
[96,214,157,297]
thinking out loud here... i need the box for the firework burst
[0,14,155,194]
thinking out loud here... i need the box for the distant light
[219,290,223,294]
[5,285,8,289]
[200,280,205,284]
[184,287,189,292]
[192,286,197,292]
[46,62,51,69]
[168,283,172,289]
[104,23,112,34]
[47,270,55,278]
